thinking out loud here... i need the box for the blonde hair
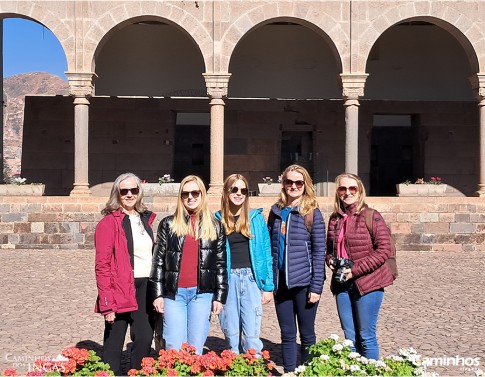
[171,175,217,240]
[220,174,251,238]
[101,172,147,216]
[333,172,367,214]
[277,164,318,215]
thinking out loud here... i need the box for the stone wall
[0,196,484,251]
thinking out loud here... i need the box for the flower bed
[287,335,435,376]
[1,345,272,377]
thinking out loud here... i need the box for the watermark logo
[423,355,481,373]
[4,353,67,372]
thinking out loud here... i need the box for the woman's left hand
[308,292,321,303]
[212,301,223,315]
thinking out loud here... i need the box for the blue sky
[3,18,67,80]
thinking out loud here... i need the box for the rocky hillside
[3,72,69,177]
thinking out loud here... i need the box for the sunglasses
[181,190,201,200]
[337,186,358,195]
[119,187,140,196]
[284,179,305,189]
[230,187,248,196]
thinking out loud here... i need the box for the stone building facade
[1,1,485,196]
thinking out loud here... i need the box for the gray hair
[101,172,147,215]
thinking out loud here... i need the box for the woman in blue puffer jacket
[268,164,326,373]
[216,173,274,355]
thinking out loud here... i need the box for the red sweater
[326,204,394,296]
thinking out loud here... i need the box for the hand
[212,301,223,315]
[262,291,273,304]
[308,292,321,304]
[104,312,115,324]
[327,257,335,271]
[342,268,353,280]
[153,297,164,313]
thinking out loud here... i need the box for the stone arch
[220,3,346,74]
[357,5,482,74]
[84,3,212,74]
[0,5,72,72]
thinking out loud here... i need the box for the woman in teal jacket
[216,174,274,354]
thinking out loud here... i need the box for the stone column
[67,73,96,196]
[203,73,231,195]
[471,74,485,196]
[340,74,368,175]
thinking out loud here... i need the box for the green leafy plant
[401,177,443,185]
[287,334,435,377]
[158,174,175,184]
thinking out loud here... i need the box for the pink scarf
[336,214,349,259]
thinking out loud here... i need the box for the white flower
[350,364,361,372]
[400,347,418,356]
[389,355,404,362]
[332,344,344,352]
[358,356,369,364]
[319,354,330,361]
[12,177,27,184]
[367,358,376,364]
[348,352,360,359]
[329,334,340,341]
[343,339,354,348]
[414,367,424,375]
[294,365,306,374]
[375,360,387,368]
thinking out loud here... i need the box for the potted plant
[141,174,180,196]
[396,177,447,197]
[258,175,282,196]
[0,176,45,196]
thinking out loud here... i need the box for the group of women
[94,166,395,375]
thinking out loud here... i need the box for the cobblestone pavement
[1,250,484,376]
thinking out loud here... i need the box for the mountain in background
[3,72,69,176]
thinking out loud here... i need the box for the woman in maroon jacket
[94,172,156,375]
[326,173,394,360]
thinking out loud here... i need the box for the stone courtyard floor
[0,250,484,376]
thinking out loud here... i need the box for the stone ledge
[0,196,483,251]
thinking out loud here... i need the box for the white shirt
[128,213,153,278]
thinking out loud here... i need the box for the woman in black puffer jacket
[148,175,227,355]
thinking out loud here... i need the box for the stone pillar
[67,73,96,196]
[471,74,485,196]
[203,73,231,195]
[340,74,368,175]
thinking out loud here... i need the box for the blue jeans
[275,273,319,373]
[163,287,212,354]
[336,285,384,360]
[219,268,263,354]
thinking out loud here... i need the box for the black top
[228,216,251,268]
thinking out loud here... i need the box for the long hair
[220,174,251,238]
[171,175,217,240]
[101,172,147,215]
[333,172,367,214]
[276,164,318,215]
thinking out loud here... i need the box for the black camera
[332,258,354,283]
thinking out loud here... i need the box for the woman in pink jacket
[94,172,156,375]
[326,173,394,360]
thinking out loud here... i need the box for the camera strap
[332,219,339,258]
[336,215,349,259]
